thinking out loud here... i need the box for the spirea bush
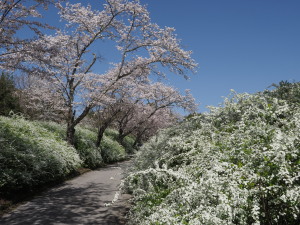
[0,116,82,196]
[38,121,104,168]
[101,128,132,161]
[74,127,103,168]
[101,134,126,163]
[39,122,128,165]
[123,90,300,225]
[122,135,136,154]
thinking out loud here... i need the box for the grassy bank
[0,115,134,211]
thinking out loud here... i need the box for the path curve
[0,160,132,225]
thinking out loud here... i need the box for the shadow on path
[0,161,132,225]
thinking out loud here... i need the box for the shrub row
[0,116,81,197]
[123,90,300,225]
[0,116,131,198]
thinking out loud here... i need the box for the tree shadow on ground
[0,162,132,225]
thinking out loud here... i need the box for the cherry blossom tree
[26,0,197,145]
[90,77,196,148]
[131,108,179,147]
[0,0,61,71]
[91,78,139,148]
[113,83,196,146]
[19,75,66,121]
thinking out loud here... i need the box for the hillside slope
[0,116,130,200]
[124,89,300,225]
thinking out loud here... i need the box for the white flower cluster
[123,91,300,224]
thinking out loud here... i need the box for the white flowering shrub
[105,128,136,154]
[0,116,131,198]
[38,122,127,166]
[123,89,300,225]
[75,127,104,168]
[101,134,126,163]
[0,115,82,197]
[38,121,103,168]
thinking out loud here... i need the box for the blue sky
[142,0,300,112]
[39,0,300,112]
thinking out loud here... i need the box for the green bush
[0,116,82,197]
[38,122,128,165]
[104,128,119,140]
[36,120,66,138]
[37,121,103,168]
[101,134,126,163]
[124,88,300,225]
[105,128,136,154]
[264,80,300,106]
[75,127,103,168]
[122,135,136,154]
[0,116,130,199]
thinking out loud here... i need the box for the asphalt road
[0,160,132,225]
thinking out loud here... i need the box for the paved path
[0,161,132,225]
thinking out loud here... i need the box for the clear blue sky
[40,0,300,112]
[142,0,300,112]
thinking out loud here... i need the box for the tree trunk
[96,126,106,148]
[133,135,142,148]
[118,134,126,147]
[66,100,76,146]
[65,106,91,146]
[133,128,147,148]
[118,128,126,147]
[66,123,76,146]
[96,113,120,148]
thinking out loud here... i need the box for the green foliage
[101,134,126,163]
[123,135,136,154]
[264,80,300,106]
[0,72,21,116]
[105,128,119,140]
[75,127,103,168]
[104,128,136,154]
[38,122,127,165]
[124,84,300,225]
[37,121,103,168]
[0,115,82,197]
[37,120,66,138]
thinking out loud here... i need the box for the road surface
[0,160,132,225]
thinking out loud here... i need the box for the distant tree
[113,83,196,146]
[0,71,21,116]
[91,79,196,148]
[131,107,179,148]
